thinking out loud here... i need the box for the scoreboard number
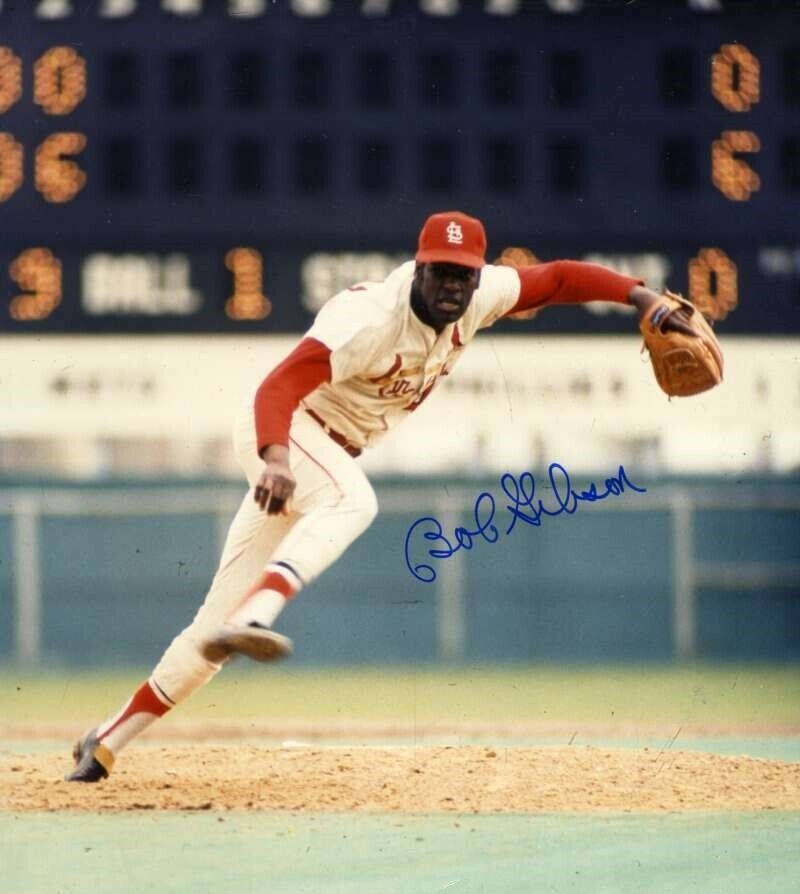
[688,247,738,322]
[8,247,62,321]
[0,131,87,203]
[1,44,88,115]
[33,46,87,115]
[711,43,760,113]
[35,132,87,203]
[225,248,271,320]
[710,43,760,202]
[0,132,23,200]
[711,130,760,202]
[0,47,22,113]
[0,46,88,203]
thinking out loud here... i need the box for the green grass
[4,812,800,894]
[2,664,798,726]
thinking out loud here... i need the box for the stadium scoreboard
[0,0,798,333]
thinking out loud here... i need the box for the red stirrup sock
[95,678,174,755]
[228,564,301,628]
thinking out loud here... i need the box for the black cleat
[65,727,114,783]
[202,622,293,664]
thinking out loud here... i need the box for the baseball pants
[150,401,378,704]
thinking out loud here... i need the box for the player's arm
[253,337,332,515]
[505,260,639,315]
[505,261,695,334]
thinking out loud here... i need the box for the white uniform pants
[152,403,378,703]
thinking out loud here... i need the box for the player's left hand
[629,286,699,336]
[637,289,724,397]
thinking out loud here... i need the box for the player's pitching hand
[255,445,296,515]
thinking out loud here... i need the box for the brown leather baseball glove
[639,291,724,397]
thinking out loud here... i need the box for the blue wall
[1,475,798,667]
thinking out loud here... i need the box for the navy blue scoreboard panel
[0,0,798,333]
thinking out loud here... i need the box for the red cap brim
[415,248,486,269]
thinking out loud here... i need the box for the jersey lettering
[368,353,403,383]
[379,378,415,398]
[405,377,438,412]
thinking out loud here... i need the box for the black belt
[305,408,362,457]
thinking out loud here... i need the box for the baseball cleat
[65,727,114,783]
[202,622,293,663]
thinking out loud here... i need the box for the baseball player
[67,210,706,782]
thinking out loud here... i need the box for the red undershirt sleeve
[504,260,643,317]
[254,336,332,456]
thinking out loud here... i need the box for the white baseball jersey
[302,260,521,449]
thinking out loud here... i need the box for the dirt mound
[3,744,799,813]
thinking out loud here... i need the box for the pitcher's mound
[4,745,800,813]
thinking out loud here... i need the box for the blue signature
[404,463,647,583]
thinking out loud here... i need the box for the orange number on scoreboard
[35,132,87,202]
[711,130,760,201]
[9,247,63,321]
[0,47,23,113]
[0,132,24,201]
[225,248,272,320]
[688,247,738,322]
[711,43,760,113]
[33,46,87,115]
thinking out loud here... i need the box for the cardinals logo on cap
[445,222,464,245]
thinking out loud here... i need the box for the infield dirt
[3,742,799,813]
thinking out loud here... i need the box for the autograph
[404,462,647,583]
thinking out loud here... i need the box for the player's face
[414,262,480,329]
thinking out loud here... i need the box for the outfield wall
[1,475,798,668]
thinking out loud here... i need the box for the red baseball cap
[415,211,487,269]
